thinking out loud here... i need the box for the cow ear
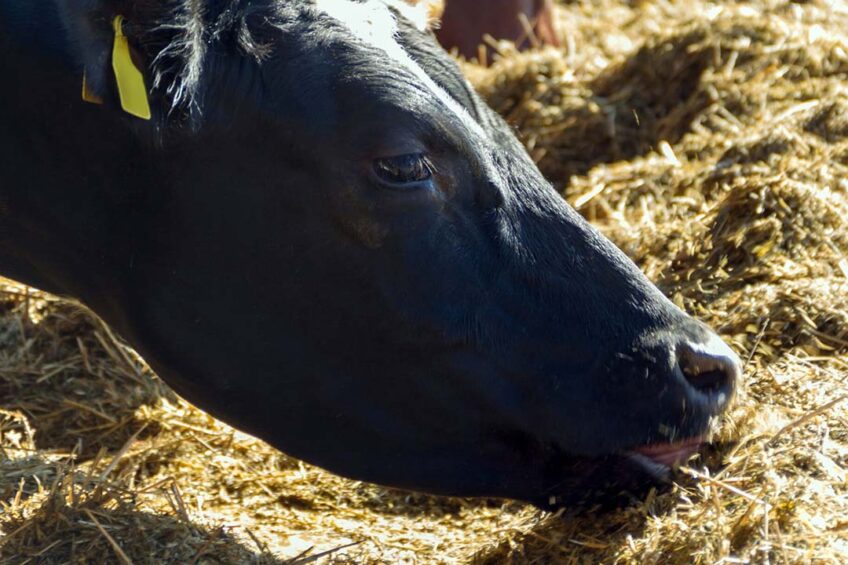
[57,0,156,119]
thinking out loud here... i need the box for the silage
[1,0,847,563]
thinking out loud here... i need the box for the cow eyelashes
[372,153,434,188]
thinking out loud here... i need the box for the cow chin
[531,450,678,511]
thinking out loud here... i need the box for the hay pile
[2,0,847,562]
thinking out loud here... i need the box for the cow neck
[0,5,148,308]
[0,1,72,64]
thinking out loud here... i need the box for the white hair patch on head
[324,0,441,33]
[314,0,486,139]
[383,0,433,32]
[315,0,401,46]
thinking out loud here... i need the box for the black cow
[0,0,740,509]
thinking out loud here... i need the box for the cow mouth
[626,436,704,475]
[535,437,706,510]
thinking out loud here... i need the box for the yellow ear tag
[82,72,104,104]
[112,15,151,120]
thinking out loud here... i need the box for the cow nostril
[676,335,741,399]
[681,364,728,392]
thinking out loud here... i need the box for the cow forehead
[313,0,487,140]
[313,0,434,39]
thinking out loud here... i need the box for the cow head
[30,0,741,508]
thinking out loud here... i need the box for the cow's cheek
[328,185,389,249]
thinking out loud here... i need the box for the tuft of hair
[116,0,278,127]
[114,0,444,128]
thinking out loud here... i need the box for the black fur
[0,0,738,509]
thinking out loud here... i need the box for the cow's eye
[373,153,433,187]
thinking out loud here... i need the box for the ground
[1,0,847,563]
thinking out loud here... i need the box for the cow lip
[627,436,704,469]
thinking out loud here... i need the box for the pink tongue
[633,438,703,467]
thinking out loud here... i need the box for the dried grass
[1,0,847,562]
